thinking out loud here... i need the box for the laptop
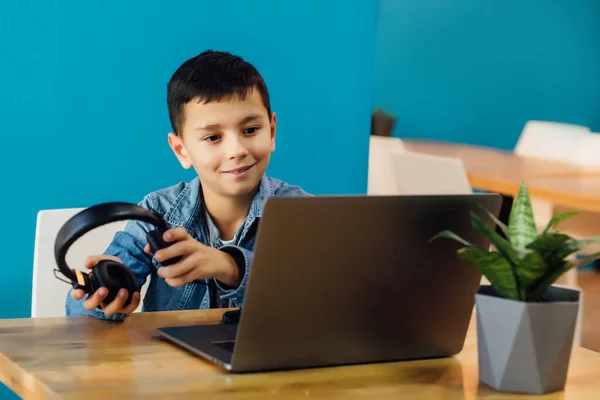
[157,193,503,373]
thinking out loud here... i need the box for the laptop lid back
[231,194,503,372]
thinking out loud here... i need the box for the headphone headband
[54,202,169,282]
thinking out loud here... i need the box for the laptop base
[158,324,238,371]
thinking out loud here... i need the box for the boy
[66,50,310,321]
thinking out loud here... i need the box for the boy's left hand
[144,227,241,288]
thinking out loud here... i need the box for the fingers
[71,288,86,300]
[76,254,138,317]
[163,227,190,242]
[82,287,108,310]
[102,288,131,317]
[154,240,195,263]
[161,255,216,287]
[158,256,198,280]
[120,292,141,315]
[143,227,188,254]
[165,272,196,287]
[144,227,191,257]
[163,262,202,287]
[79,287,140,317]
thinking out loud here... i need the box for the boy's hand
[144,227,240,288]
[70,255,141,317]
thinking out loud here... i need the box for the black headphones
[54,202,181,307]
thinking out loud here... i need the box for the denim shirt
[65,175,310,321]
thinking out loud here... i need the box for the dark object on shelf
[371,108,397,137]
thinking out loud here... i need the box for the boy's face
[168,88,276,200]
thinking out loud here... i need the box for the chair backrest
[32,208,134,318]
[575,133,600,166]
[514,120,591,163]
[368,135,472,195]
[367,135,406,195]
[390,151,472,195]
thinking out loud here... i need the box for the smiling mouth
[223,163,256,174]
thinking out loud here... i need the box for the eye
[243,126,260,135]
[203,134,221,143]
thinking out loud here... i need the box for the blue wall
[374,0,600,150]
[0,1,377,397]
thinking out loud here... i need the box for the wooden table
[1,309,600,399]
[403,139,600,212]
[402,139,600,290]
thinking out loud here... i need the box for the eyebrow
[195,114,264,131]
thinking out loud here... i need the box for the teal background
[0,1,377,397]
[373,0,600,150]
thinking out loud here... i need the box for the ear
[167,132,193,169]
[269,112,277,152]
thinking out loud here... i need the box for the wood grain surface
[403,139,600,211]
[1,309,600,399]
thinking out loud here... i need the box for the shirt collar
[190,175,274,244]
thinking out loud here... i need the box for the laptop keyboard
[213,340,235,352]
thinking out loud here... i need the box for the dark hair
[167,50,271,136]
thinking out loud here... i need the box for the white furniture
[576,133,600,167]
[389,151,472,195]
[367,135,472,195]
[514,120,591,164]
[32,208,147,318]
[367,136,406,195]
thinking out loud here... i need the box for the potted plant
[432,183,600,394]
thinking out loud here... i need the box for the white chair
[513,120,596,250]
[389,151,472,195]
[367,135,472,195]
[367,135,406,195]
[514,120,591,163]
[513,120,600,249]
[32,208,148,318]
[514,121,600,240]
[575,133,600,166]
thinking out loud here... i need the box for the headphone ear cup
[92,260,140,307]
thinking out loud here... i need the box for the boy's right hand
[70,255,141,317]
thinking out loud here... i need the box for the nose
[225,135,248,160]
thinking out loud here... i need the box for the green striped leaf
[526,233,571,256]
[542,211,579,235]
[470,210,525,266]
[516,251,548,301]
[529,252,600,301]
[470,210,525,300]
[554,235,600,260]
[528,263,568,301]
[457,246,519,300]
[508,183,538,249]
[430,230,473,247]
[477,203,510,239]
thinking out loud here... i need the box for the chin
[226,180,262,198]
